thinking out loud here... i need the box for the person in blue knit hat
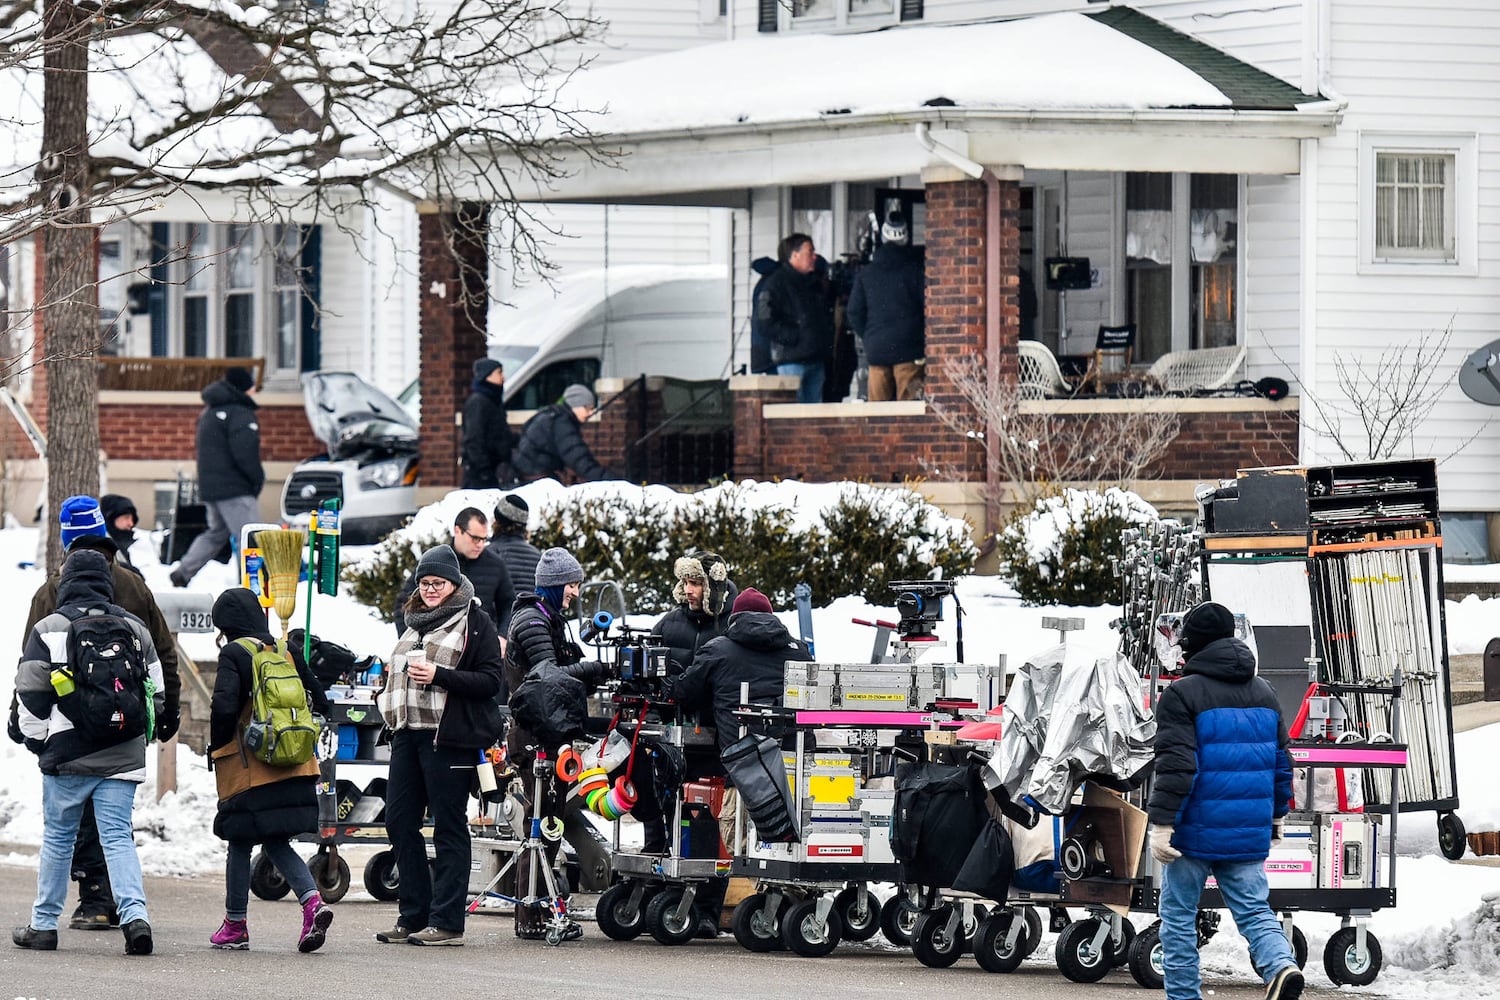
[58,496,108,549]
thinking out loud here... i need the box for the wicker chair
[1145,344,1247,395]
[1018,340,1074,399]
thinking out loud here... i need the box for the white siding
[729,186,786,364]
[1306,0,1500,508]
[566,0,728,64]
[1242,173,1301,385]
[730,207,753,373]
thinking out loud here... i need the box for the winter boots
[211,918,249,950]
[11,926,58,950]
[298,894,334,953]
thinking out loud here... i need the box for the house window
[789,0,897,28]
[1375,152,1454,261]
[154,221,316,377]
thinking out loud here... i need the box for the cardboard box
[1071,785,1148,882]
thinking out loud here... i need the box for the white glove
[1149,824,1181,865]
[1271,820,1284,847]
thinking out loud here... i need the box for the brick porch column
[417,203,489,489]
[729,375,798,479]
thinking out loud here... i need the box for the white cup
[407,648,428,687]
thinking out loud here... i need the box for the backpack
[509,661,587,750]
[236,638,319,767]
[59,609,152,745]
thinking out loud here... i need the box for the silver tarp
[986,644,1156,814]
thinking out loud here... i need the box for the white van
[280,265,729,541]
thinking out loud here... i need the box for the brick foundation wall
[418,205,489,488]
[96,402,322,461]
[1147,407,1300,478]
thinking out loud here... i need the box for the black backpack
[891,762,988,887]
[509,661,586,750]
[59,609,151,746]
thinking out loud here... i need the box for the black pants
[384,729,475,933]
[73,799,114,915]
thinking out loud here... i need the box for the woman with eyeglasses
[374,544,505,948]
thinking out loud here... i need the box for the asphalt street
[0,856,1353,1000]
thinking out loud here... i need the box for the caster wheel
[362,851,400,902]
[645,888,697,946]
[911,905,966,969]
[879,893,920,947]
[249,851,291,901]
[782,897,843,957]
[732,894,785,953]
[1021,906,1044,958]
[1110,917,1136,967]
[1055,918,1112,983]
[308,852,351,903]
[596,882,650,941]
[1323,926,1383,986]
[1291,924,1308,969]
[1439,812,1467,861]
[973,912,1025,974]
[835,887,880,942]
[1127,922,1164,990]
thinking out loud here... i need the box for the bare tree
[0,0,607,568]
[931,354,1181,510]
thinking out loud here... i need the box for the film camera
[580,611,670,687]
[890,580,956,640]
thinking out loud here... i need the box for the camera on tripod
[890,580,956,640]
[581,611,670,685]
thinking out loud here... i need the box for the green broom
[258,528,309,642]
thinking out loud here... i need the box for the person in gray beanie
[507,384,617,485]
[461,357,514,490]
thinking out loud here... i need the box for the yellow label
[845,693,906,702]
[786,688,800,697]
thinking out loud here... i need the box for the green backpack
[236,638,320,767]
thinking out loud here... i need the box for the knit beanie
[535,547,584,588]
[1180,601,1235,657]
[225,366,255,392]
[414,544,463,586]
[494,493,530,528]
[59,495,108,550]
[732,587,773,615]
[473,357,502,381]
[562,384,596,411]
[673,551,730,616]
[99,493,138,526]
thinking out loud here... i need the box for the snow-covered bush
[996,487,1158,606]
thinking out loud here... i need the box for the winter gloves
[1149,824,1181,865]
[1271,820,1284,847]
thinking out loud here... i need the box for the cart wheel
[1110,917,1137,968]
[782,897,844,957]
[732,894,784,952]
[911,905,966,968]
[1127,922,1164,990]
[362,851,400,902]
[596,883,649,941]
[308,852,351,904]
[1055,918,1113,983]
[879,893,920,947]
[1323,926,1383,986]
[645,888,697,946]
[973,912,1026,974]
[834,886,880,942]
[1021,906,1044,958]
[1290,924,1308,969]
[249,851,291,901]
[1438,812,1467,861]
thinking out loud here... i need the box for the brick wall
[418,205,490,488]
[1148,407,1300,478]
[96,402,321,461]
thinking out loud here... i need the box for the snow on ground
[1,481,1500,992]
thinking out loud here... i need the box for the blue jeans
[777,362,826,404]
[35,775,146,931]
[226,839,316,922]
[1159,854,1295,1000]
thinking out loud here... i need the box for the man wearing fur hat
[650,551,738,678]
[461,358,515,490]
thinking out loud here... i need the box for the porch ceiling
[442,10,1340,205]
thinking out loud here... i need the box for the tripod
[466,751,578,945]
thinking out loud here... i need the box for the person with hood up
[99,494,143,577]
[846,211,926,401]
[375,545,506,947]
[508,384,618,485]
[171,366,264,588]
[461,357,515,489]
[1146,602,1303,1000]
[748,256,779,375]
[206,589,334,953]
[10,548,165,956]
[668,586,812,852]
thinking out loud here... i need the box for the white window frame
[783,0,898,31]
[1358,131,1477,276]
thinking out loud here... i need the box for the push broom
[257,528,309,641]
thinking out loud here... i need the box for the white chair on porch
[1018,340,1073,399]
[1146,344,1247,395]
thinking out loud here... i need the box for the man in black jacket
[508,385,617,484]
[171,366,263,588]
[491,493,542,593]
[393,507,516,639]
[461,358,515,489]
[757,234,834,404]
[748,256,779,375]
[847,212,926,401]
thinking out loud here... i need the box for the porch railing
[620,377,734,485]
[97,357,265,392]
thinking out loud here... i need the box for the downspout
[915,124,1003,552]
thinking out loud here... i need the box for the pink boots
[298,893,334,953]
[210,918,249,950]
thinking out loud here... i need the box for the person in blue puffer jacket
[1146,601,1303,1000]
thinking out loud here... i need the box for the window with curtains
[1374,152,1455,262]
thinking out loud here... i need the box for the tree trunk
[38,0,99,574]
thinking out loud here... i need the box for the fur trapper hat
[672,551,730,616]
